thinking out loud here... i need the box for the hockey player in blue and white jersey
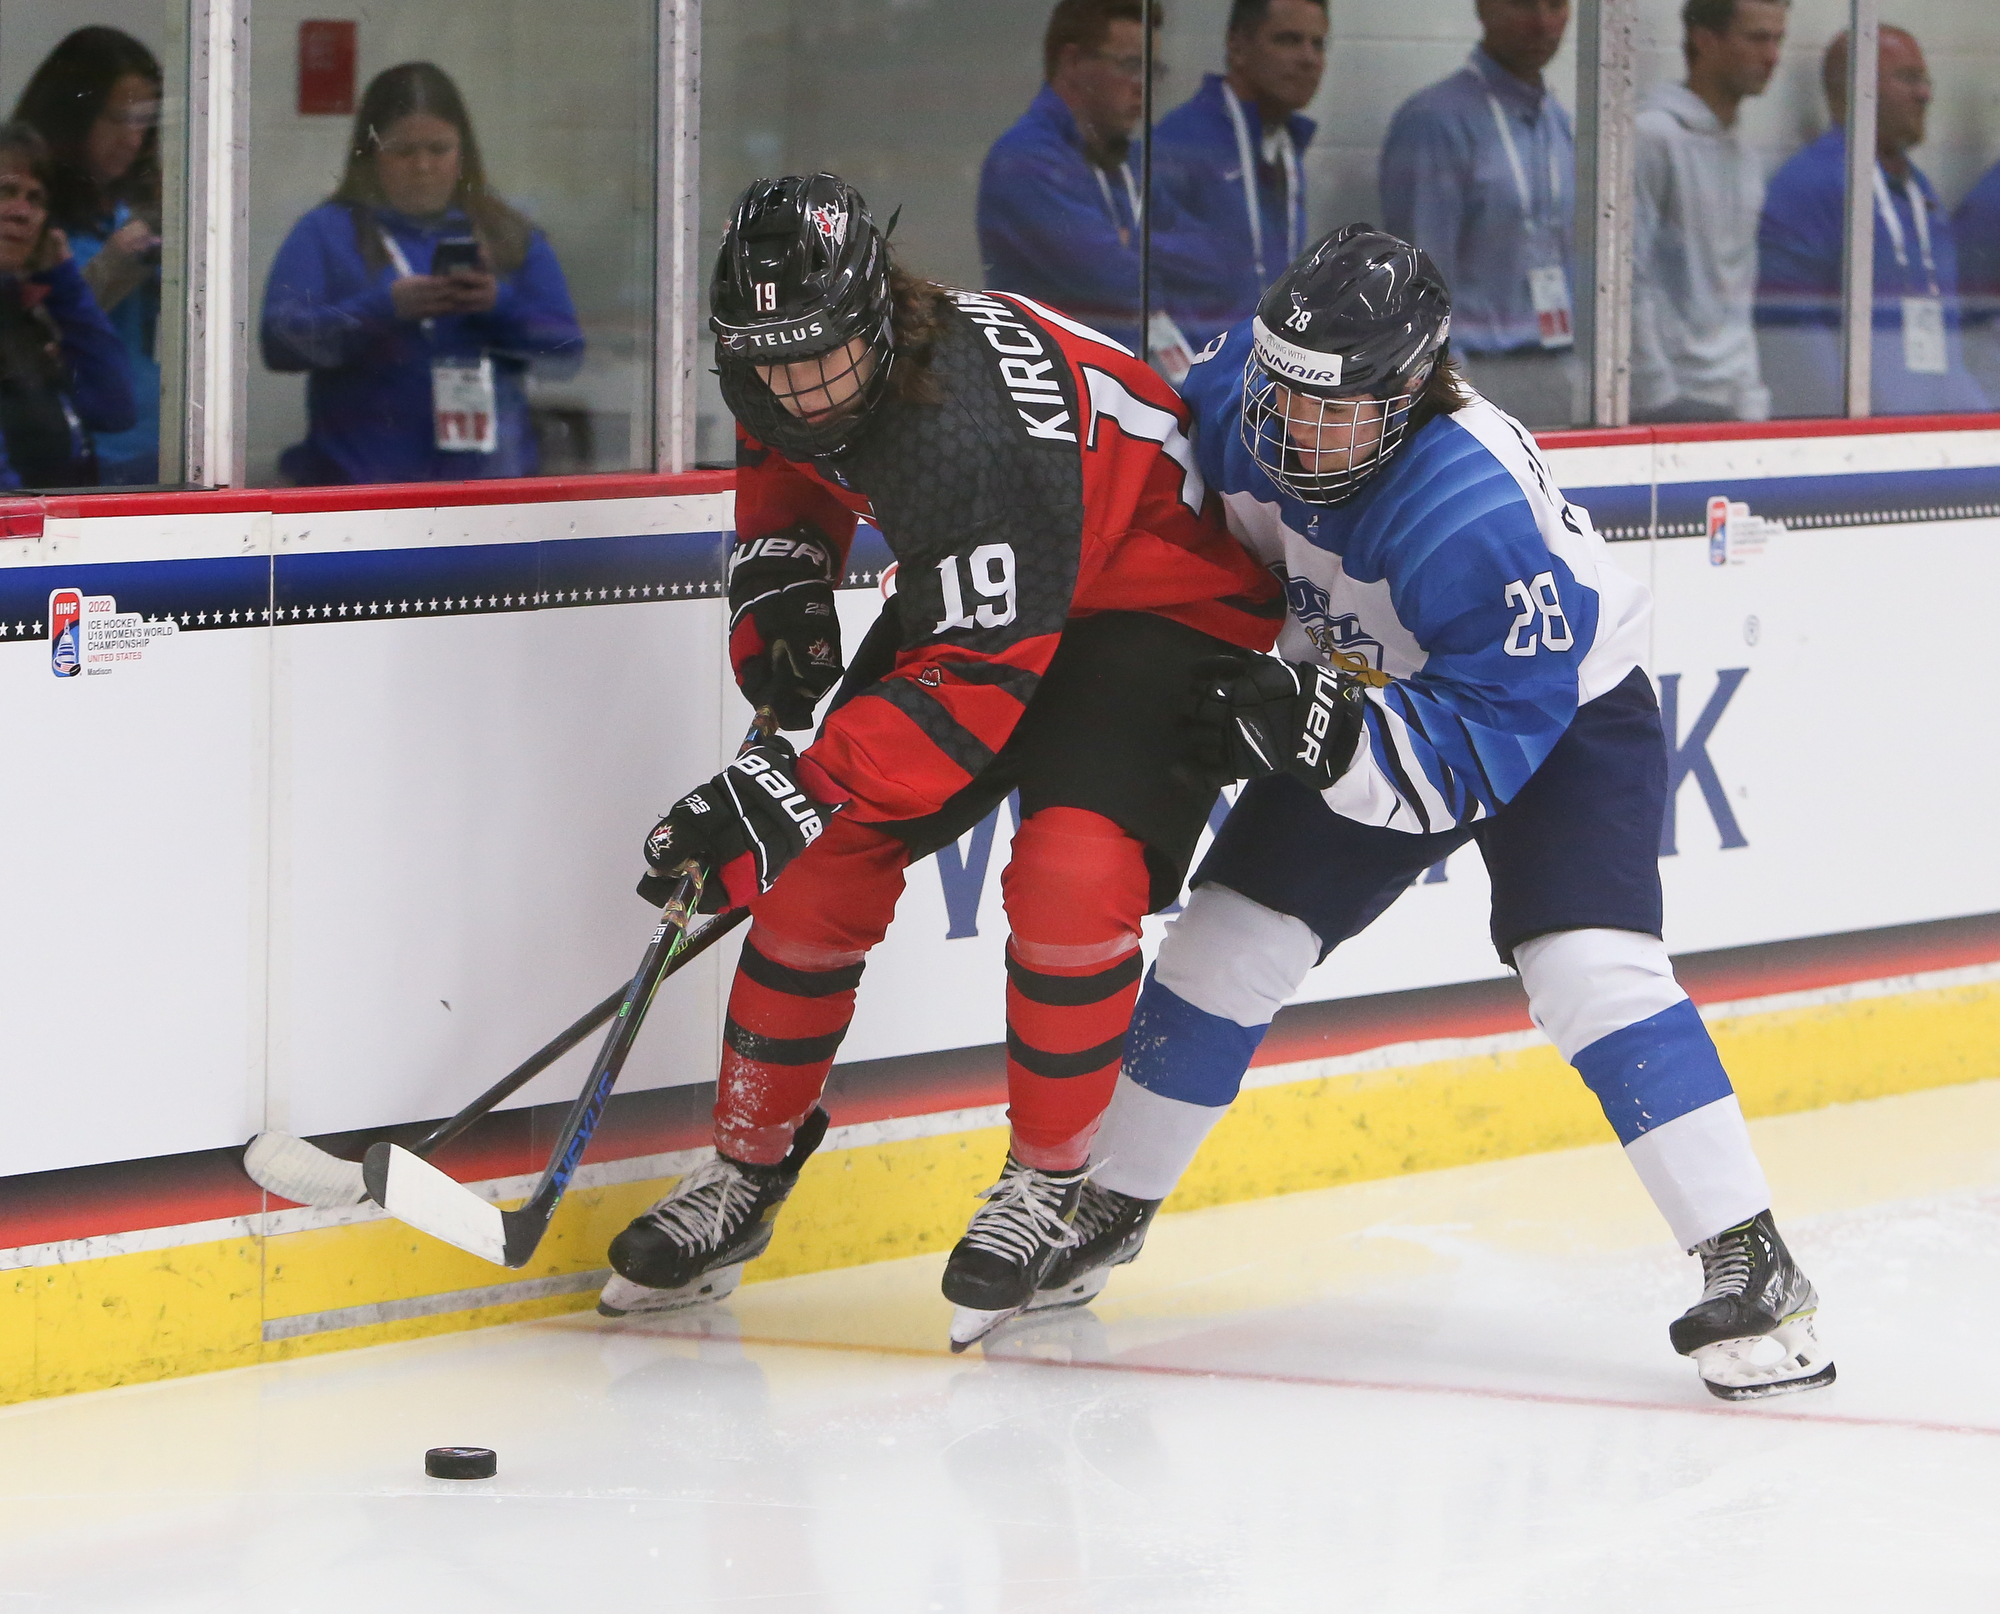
[1036,225,1834,1401]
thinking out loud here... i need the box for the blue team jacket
[1951,157,2000,327]
[1757,129,1987,417]
[260,202,585,485]
[0,257,136,491]
[68,203,162,485]
[1180,322,1650,833]
[977,84,1215,353]
[1154,75,1314,345]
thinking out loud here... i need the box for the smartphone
[431,236,482,276]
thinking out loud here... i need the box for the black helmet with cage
[1239,223,1453,506]
[710,172,896,459]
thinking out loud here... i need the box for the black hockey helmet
[711,172,896,458]
[1240,223,1452,505]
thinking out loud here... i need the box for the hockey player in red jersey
[596,173,1281,1345]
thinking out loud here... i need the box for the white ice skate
[597,1262,748,1318]
[1670,1209,1836,1401]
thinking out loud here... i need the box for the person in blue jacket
[978,0,1214,358]
[1950,154,2000,404]
[1756,26,1986,418]
[1154,0,1325,346]
[1032,226,1835,1404]
[261,62,584,485]
[13,27,165,485]
[0,123,134,490]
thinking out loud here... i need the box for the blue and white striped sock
[1516,928,1770,1249]
[1093,885,1320,1200]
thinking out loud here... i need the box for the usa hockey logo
[1281,572,1385,669]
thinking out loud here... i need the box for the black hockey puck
[424,1446,497,1480]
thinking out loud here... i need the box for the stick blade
[363,1143,509,1266]
[243,1131,368,1207]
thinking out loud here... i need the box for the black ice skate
[1031,1180,1161,1312]
[1669,1209,1835,1401]
[597,1108,829,1318]
[943,1155,1086,1352]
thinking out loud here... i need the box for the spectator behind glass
[260,62,584,486]
[1631,0,1786,424]
[0,123,135,491]
[1154,0,1325,348]
[13,28,162,486]
[1950,142,2000,406]
[978,0,1213,364]
[1379,0,1579,427]
[1757,27,1985,418]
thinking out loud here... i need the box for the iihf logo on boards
[49,589,82,677]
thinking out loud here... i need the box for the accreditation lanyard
[1481,78,1572,348]
[1873,166,1947,375]
[1484,88,1564,245]
[382,227,499,453]
[1092,161,1145,251]
[1872,166,1939,294]
[1222,85,1302,286]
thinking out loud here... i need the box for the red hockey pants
[713,805,1150,1171]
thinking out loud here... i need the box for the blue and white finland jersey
[1181,323,1651,834]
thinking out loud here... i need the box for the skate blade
[1026,1266,1111,1313]
[597,1263,746,1318]
[948,1304,1024,1353]
[1692,1312,1836,1400]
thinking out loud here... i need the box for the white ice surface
[5,1080,1999,1612]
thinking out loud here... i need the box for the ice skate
[1669,1209,1835,1401]
[1030,1180,1161,1311]
[943,1155,1086,1352]
[598,1108,829,1317]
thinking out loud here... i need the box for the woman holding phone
[260,61,584,485]
[13,26,165,484]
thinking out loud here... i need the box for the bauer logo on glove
[1186,652,1368,791]
[640,738,836,913]
[727,521,846,731]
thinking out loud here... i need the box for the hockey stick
[363,861,712,1266]
[362,710,778,1267]
[242,906,748,1208]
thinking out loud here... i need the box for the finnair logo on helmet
[807,202,848,251]
[1252,318,1343,389]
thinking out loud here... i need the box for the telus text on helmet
[737,321,828,351]
[947,291,1078,443]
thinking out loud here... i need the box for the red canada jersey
[732,288,1281,826]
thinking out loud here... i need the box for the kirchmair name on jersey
[947,291,1078,443]
[1280,569,1385,668]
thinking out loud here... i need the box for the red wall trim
[3,411,1997,532]
[0,469,736,531]
[1538,409,2000,453]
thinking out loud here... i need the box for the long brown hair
[885,265,955,406]
[1416,349,1475,418]
[11,27,161,234]
[331,62,534,275]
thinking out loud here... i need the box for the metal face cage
[1239,348,1418,507]
[717,316,895,460]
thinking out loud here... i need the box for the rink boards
[3,420,1998,1402]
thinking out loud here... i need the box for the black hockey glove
[1186,653,1369,791]
[638,738,834,914]
[727,523,844,731]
